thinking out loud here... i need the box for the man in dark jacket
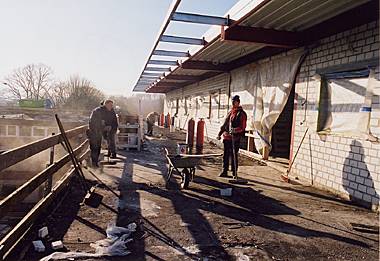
[217,95,247,178]
[89,99,118,167]
[103,101,118,159]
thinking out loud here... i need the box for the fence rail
[0,124,89,260]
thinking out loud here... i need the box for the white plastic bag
[40,223,136,261]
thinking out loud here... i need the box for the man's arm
[89,109,101,131]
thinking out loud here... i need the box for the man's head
[104,99,114,111]
[232,95,240,108]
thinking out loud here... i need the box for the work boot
[92,161,99,168]
[110,153,117,159]
[219,170,228,178]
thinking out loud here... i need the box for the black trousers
[223,139,240,173]
[147,121,153,136]
[106,131,116,155]
[90,133,102,164]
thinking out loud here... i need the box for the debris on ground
[38,227,49,238]
[39,222,136,261]
[32,240,45,252]
[51,240,64,250]
[220,188,232,196]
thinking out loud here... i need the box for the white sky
[0,0,238,96]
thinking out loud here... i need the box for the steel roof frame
[133,0,233,92]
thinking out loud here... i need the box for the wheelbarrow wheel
[181,168,190,189]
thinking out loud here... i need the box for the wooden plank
[0,140,88,219]
[0,125,87,172]
[0,149,90,260]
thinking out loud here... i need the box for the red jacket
[218,106,247,141]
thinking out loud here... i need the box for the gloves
[216,135,221,140]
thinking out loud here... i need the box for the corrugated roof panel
[146,0,373,93]
[248,0,316,29]
[291,0,371,31]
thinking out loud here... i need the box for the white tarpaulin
[254,53,305,154]
[231,52,304,155]
[317,69,379,139]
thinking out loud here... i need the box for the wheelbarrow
[164,148,222,189]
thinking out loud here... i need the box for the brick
[352,167,360,175]
[353,153,362,161]
[357,162,367,170]
[358,184,367,193]
[347,187,354,195]
[366,37,375,45]
[349,160,358,167]
[356,32,365,40]
[349,181,358,189]
[367,187,377,196]
[370,43,378,51]
[354,190,363,199]
[348,173,356,181]
[356,176,364,184]
[363,194,372,203]
[369,156,379,165]
[365,52,374,59]
[359,169,369,178]
[364,178,374,187]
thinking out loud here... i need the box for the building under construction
[134,0,380,211]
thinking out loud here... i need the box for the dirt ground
[19,127,379,261]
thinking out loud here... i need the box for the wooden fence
[0,125,89,260]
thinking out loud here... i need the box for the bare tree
[3,64,54,100]
[52,75,104,110]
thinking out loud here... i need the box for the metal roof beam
[160,35,206,45]
[148,60,179,66]
[140,75,161,79]
[180,60,229,71]
[153,49,190,57]
[172,12,232,26]
[145,67,171,72]
[221,25,301,48]
[141,72,165,76]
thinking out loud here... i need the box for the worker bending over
[146,111,159,136]
[217,95,247,178]
[88,99,118,167]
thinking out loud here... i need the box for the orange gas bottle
[160,112,165,126]
[166,113,171,128]
[186,118,195,152]
[196,118,205,154]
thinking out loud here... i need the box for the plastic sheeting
[40,223,136,261]
[317,69,379,139]
[230,51,304,155]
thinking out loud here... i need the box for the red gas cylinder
[196,119,205,154]
[186,118,195,151]
[160,112,165,126]
[166,113,171,128]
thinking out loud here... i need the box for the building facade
[163,19,379,209]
